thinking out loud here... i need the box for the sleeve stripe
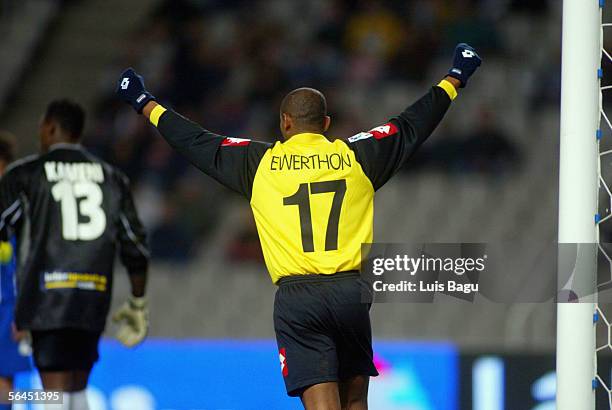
[0,199,21,232]
[10,208,22,225]
[120,213,150,258]
[149,105,168,127]
[437,79,458,101]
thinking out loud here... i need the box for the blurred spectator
[225,211,264,263]
[82,0,533,263]
[149,197,194,263]
[509,0,549,15]
[408,108,522,176]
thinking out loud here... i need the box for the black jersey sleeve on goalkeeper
[0,144,149,332]
[345,82,455,190]
[148,81,454,196]
[146,80,455,283]
[149,107,271,199]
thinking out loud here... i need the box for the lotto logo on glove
[447,43,482,88]
[116,68,156,113]
[462,49,476,58]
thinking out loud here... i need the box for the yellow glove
[112,296,148,347]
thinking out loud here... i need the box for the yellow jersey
[250,133,373,282]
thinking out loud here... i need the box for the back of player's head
[0,131,16,164]
[280,88,328,132]
[43,99,86,141]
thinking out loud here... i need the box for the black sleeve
[116,172,149,276]
[0,165,26,240]
[156,110,271,199]
[346,86,452,190]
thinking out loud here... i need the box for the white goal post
[556,0,600,408]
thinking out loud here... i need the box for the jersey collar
[49,142,84,151]
[284,133,329,145]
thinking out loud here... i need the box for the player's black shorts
[273,271,379,397]
[31,328,102,372]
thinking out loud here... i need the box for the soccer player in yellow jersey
[117,43,481,409]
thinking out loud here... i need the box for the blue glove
[116,68,156,113]
[447,43,482,88]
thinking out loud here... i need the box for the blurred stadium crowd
[77,0,550,262]
[0,0,567,345]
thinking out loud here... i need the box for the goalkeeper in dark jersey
[118,43,480,409]
[0,100,149,410]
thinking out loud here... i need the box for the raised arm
[116,69,270,199]
[347,43,481,190]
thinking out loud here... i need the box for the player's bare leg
[40,370,91,409]
[40,370,90,391]
[339,376,369,410]
[71,370,91,392]
[300,382,341,410]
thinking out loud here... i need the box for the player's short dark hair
[44,99,86,140]
[280,88,327,131]
[0,131,16,164]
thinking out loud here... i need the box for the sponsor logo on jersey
[42,271,107,292]
[369,123,398,139]
[221,137,251,147]
[279,347,288,377]
[348,132,371,143]
[349,123,399,142]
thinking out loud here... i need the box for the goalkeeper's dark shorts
[31,328,101,372]
[273,271,378,397]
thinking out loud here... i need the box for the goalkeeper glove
[447,43,482,88]
[116,68,156,113]
[112,296,149,347]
